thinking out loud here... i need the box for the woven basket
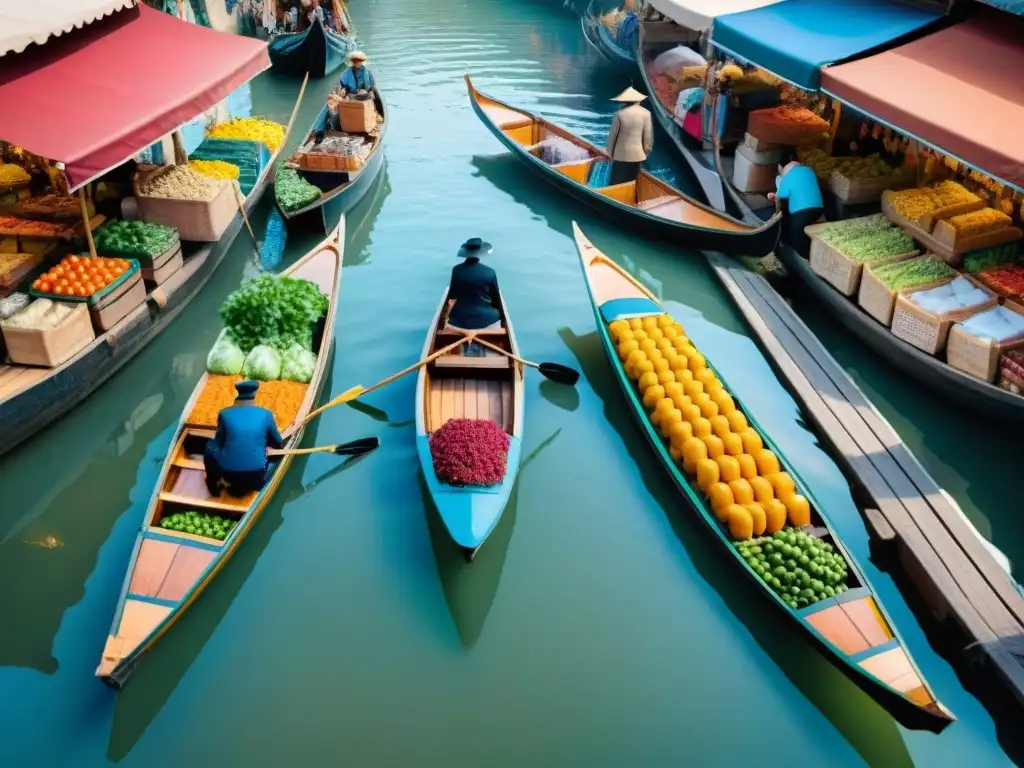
[890,274,998,356]
[858,262,954,327]
[809,240,917,297]
[947,302,1024,382]
[136,176,236,243]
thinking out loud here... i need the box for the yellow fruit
[748,476,774,504]
[726,410,748,433]
[709,483,734,520]
[658,369,676,386]
[646,348,663,365]
[755,449,781,476]
[736,454,758,480]
[766,472,796,497]
[640,339,658,356]
[691,417,713,438]
[648,327,664,342]
[679,403,701,424]
[764,499,787,534]
[682,437,707,474]
[744,503,767,536]
[664,381,684,400]
[628,318,643,330]
[627,349,647,368]
[709,415,731,439]
[618,339,639,360]
[716,454,741,483]
[711,390,735,414]
[696,458,720,492]
[668,420,693,447]
[657,314,673,328]
[653,357,671,374]
[638,372,659,392]
[727,505,754,540]
[636,359,654,377]
[739,429,763,455]
[654,397,675,413]
[679,342,698,358]
[688,352,707,372]
[656,339,675,356]
[782,493,811,528]
[705,379,724,398]
[633,329,648,343]
[658,408,683,437]
[672,336,690,353]
[642,316,658,330]
[663,326,679,340]
[696,369,718,389]
[669,444,683,462]
[701,434,724,460]
[722,432,743,456]
[608,319,629,340]
[684,380,704,399]
[728,478,754,505]
[672,393,693,413]
[642,385,666,408]
[676,368,694,384]
[695,393,718,419]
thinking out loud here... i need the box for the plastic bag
[242,344,282,381]
[0,292,31,321]
[206,328,246,375]
[653,45,705,75]
[279,343,316,383]
[539,136,590,166]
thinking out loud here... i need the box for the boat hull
[268,17,352,77]
[581,2,637,71]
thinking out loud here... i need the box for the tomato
[118,259,130,269]
[67,255,80,265]
[84,282,97,295]
[76,264,87,276]
[52,266,64,277]
[39,280,52,293]
[57,278,69,288]
[53,286,65,295]
[113,266,125,277]
[31,279,41,290]
[87,266,100,278]
[74,285,88,298]
[100,271,113,284]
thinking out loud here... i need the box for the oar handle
[269,446,334,456]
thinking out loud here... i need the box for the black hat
[457,237,493,259]
[235,380,260,401]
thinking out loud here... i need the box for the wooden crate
[809,240,916,297]
[337,99,376,133]
[829,167,911,204]
[136,173,235,243]
[931,217,1022,253]
[890,275,998,355]
[141,246,184,285]
[947,302,1024,382]
[881,190,986,233]
[89,271,146,332]
[1,301,95,367]
[858,260,954,327]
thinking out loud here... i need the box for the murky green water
[0,1,1019,765]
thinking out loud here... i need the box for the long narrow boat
[637,21,773,223]
[581,1,637,70]
[776,243,1024,424]
[466,75,780,257]
[95,221,344,687]
[414,289,524,562]
[275,88,388,234]
[572,221,954,732]
[268,14,354,77]
[0,140,293,458]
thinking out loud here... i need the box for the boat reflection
[557,326,915,768]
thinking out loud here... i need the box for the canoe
[95,221,344,687]
[637,22,774,223]
[0,141,293,459]
[776,243,1024,424]
[268,15,353,78]
[414,289,524,562]
[275,88,388,234]
[572,221,954,732]
[465,75,781,258]
[581,0,637,70]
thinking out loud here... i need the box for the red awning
[821,10,1024,191]
[0,4,270,190]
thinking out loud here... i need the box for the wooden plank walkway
[705,251,1024,707]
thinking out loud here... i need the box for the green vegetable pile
[839,228,915,263]
[819,215,890,248]
[160,510,238,541]
[94,219,179,258]
[736,527,850,610]
[275,169,322,213]
[872,255,957,292]
[220,273,328,354]
[963,242,1021,274]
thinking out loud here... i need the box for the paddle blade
[333,436,380,456]
[538,362,579,386]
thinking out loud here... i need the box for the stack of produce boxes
[806,215,917,296]
[28,254,143,333]
[859,255,958,326]
[94,220,182,287]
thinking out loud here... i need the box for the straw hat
[347,50,368,64]
[610,86,646,104]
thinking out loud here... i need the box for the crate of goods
[891,275,998,355]
[88,269,146,331]
[206,118,284,156]
[135,165,235,243]
[962,242,1021,274]
[0,251,43,289]
[746,106,829,146]
[275,169,323,214]
[0,299,95,367]
[807,216,918,296]
[736,140,782,166]
[732,150,775,193]
[858,255,958,326]
[93,219,181,271]
[190,138,267,197]
[13,194,94,220]
[931,207,1022,254]
[0,291,31,357]
[975,263,1024,302]
[142,246,184,286]
[881,181,985,232]
[947,304,1024,382]
[337,98,376,133]
[829,161,911,205]
[29,255,142,333]
[999,350,1024,395]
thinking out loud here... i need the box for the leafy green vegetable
[207,328,246,375]
[275,168,322,213]
[280,343,316,383]
[871,255,957,292]
[818,215,890,249]
[242,344,283,381]
[220,273,328,353]
[94,219,179,258]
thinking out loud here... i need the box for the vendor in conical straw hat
[605,86,653,186]
[339,50,375,97]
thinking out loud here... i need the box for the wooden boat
[581,0,637,69]
[0,140,293,459]
[572,221,954,732]
[776,243,1024,424]
[637,22,773,223]
[268,14,353,78]
[275,88,388,234]
[414,289,524,562]
[465,75,781,257]
[95,221,344,687]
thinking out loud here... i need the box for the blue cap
[235,380,260,400]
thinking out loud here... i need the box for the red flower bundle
[429,418,510,487]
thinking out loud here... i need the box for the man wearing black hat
[443,237,503,333]
[203,380,285,498]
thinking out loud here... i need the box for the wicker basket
[89,270,146,332]
[858,261,954,327]
[135,169,236,243]
[1,301,95,367]
[337,99,376,133]
[809,241,917,297]
[890,275,998,355]
[947,302,1024,382]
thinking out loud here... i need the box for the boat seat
[636,195,678,212]
[159,490,256,513]
[432,355,510,371]
[172,456,206,471]
[439,324,506,336]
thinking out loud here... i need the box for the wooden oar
[296,333,479,428]
[471,337,580,386]
[268,436,379,457]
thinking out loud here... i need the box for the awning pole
[79,188,97,259]
[171,131,188,165]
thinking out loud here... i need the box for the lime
[750,545,762,555]
[771,577,782,590]
[796,597,808,608]
[824,586,835,598]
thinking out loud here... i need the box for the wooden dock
[705,251,1024,709]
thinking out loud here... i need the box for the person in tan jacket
[605,87,654,185]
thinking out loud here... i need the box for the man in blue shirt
[204,380,284,498]
[339,50,374,96]
[444,238,503,334]
[769,153,824,256]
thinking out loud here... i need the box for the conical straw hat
[611,86,647,103]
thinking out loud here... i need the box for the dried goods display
[206,118,285,152]
[189,159,240,181]
[1,297,77,330]
[870,255,957,292]
[186,375,309,430]
[976,264,1024,301]
[907,277,991,315]
[138,166,220,201]
[957,306,1024,343]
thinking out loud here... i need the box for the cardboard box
[1,301,95,367]
[736,140,782,167]
[732,151,776,194]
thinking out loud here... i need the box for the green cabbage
[242,344,282,381]
[280,343,316,383]
[206,328,246,375]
